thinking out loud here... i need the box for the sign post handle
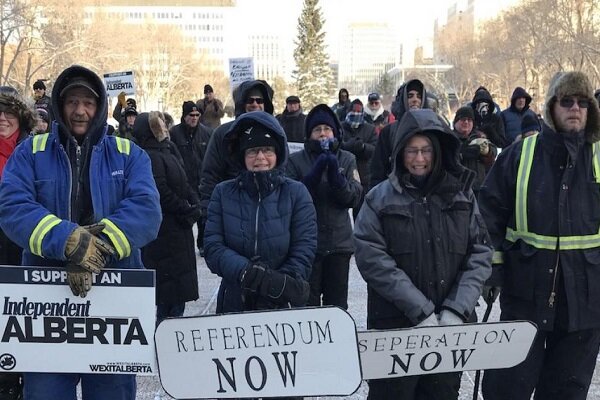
[472,292,495,400]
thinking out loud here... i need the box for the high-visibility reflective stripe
[115,137,130,155]
[32,133,49,154]
[100,218,131,259]
[515,135,537,232]
[492,251,504,264]
[593,142,600,183]
[509,136,600,250]
[29,214,61,256]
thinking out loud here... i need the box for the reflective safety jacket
[480,125,600,331]
[0,131,161,269]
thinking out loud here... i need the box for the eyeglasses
[0,105,18,120]
[245,146,276,157]
[188,113,200,117]
[559,97,589,109]
[404,146,434,158]
[369,100,380,105]
[34,88,44,91]
[246,97,264,105]
[0,111,17,120]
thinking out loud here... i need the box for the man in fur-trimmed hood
[479,70,600,399]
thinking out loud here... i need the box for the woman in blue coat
[204,111,317,313]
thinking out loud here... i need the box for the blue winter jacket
[0,65,161,269]
[204,111,317,313]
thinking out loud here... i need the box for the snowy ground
[133,252,600,400]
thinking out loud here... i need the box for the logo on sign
[0,353,16,370]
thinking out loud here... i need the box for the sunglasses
[0,104,18,119]
[246,97,264,105]
[559,97,590,109]
[188,113,200,117]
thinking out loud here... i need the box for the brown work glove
[118,91,127,108]
[65,223,107,297]
[65,225,116,274]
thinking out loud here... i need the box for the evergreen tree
[293,0,333,110]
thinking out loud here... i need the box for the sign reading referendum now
[0,265,156,375]
[155,307,362,399]
[358,321,537,380]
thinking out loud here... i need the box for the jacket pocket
[584,248,600,305]
[443,201,471,255]
[34,180,57,212]
[102,178,127,212]
[503,241,537,300]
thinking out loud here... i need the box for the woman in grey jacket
[353,109,492,400]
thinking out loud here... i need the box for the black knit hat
[453,106,475,124]
[182,101,199,117]
[33,80,46,91]
[36,108,49,124]
[521,114,540,135]
[305,107,339,138]
[238,123,279,154]
[204,84,213,94]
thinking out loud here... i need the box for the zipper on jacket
[253,173,261,256]
[59,143,74,220]
[74,144,82,217]
[548,245,560,308]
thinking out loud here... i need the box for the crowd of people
[1,65,600,400]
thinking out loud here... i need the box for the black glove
[258,269,310,306]
[302,153,328,189]
[341,137,357,151]
[482,285,501,306]
[240,262,267,293]
[181,204,202,227]
[326,153,347,188]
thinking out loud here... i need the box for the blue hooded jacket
[0,65,161,269]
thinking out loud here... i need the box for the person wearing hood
[331,88,351,122]
[480,71,600,399]
[276,95,306,143]
[371,79,429,189]
[116,106,138,141]
[199,80,274,253]
[0,65,161,400]
[286,104,362,310]
[134,111,200,323]
[0,85,37,400]
[364,92,394,135]
[470,86,508,148]
[204,111,316,321]
[354,108,492,399]
[170,100,212,253]
[501,86,539,144]
[453,106,497,196]
[35,107,50,134]
[340,98,378,218]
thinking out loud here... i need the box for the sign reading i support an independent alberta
[0,265,156,375]
[154,306,363,399]
[358,321,538,380]
[103,71,136,97]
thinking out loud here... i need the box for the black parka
[135,113,199,305]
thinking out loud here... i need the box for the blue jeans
[23,373,135,400]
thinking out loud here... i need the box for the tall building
[337,22,402,95]
[248,34,290,82]
[82,0,235,73]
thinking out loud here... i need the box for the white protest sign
[0,265,156,375]
[229,57,254,91]
[103,71,136,97]
[287,142,304,154]
[358,321,537,380]
[155,307,362,399]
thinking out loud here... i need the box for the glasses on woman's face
[404,146,434,159]
[245,146,276,158]
[0,105,18,120]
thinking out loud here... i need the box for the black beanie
[306,108,339,139]
[350,99,363,112]
[182,101,199,117]
[33,80,46,91]
[204,84,213,94]
[238,124,279,154]
[406,80,422,94]
[521,114,540,135]
[453,106,475,124]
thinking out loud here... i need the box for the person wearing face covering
[286,104,363,310]
[0,86,37,400]
[470,86,508,148]
[204,111,316,322]
[353,108,492,400]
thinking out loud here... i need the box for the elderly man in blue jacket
[0,65,161,400]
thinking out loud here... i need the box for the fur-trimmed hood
[132,111,169,146]
[0,86,37,138]
[544,71,600,143]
